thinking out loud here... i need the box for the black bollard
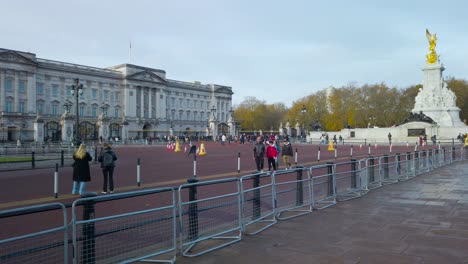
[452,146,456,161]
[187,176,199,241]
[326,162,334,197]
[383,155,389,179]
[368,157,375,182]
[31,151,35,169]
[81,192,97,264]
[351,159,357,189]
[252,172,261,219]
[296,166,304,206]
[396,153,401,175]
[61,150,64,167]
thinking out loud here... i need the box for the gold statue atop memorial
[425,29,438,64]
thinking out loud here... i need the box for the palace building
[0,48,235,143]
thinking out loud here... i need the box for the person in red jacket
[266,140,278,171]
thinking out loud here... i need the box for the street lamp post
[301,105,307,137]
[71,78,84,146]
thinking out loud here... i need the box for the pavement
[174,160,468,264]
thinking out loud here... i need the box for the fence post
[406,152,412,176]
[327,162,334,197]
[253,173,261,219]
[61,150,64,167]
[396,153,401,175]
[81,192,97,264]
[383,155,389,179]
[31,151,35,169]
[368,157,375,182]
[237,152,241,173]
[350,145,353,157]
[137,158,141,187]
[187,176,199,241]
[54,163,59,198]
[414,150,419,174]
[317,146,320,162]
[296,166,304,206]
[368,144,371,156]
[351,159,357,189]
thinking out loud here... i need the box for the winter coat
[98,148,117,168]
[266,145,278,159]
[72,152,93,182]
[282,142,293,156]
[253,143,265,157]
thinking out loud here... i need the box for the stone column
[34,117,44,143]
[14,71,19,112]
[0,70,4,111]
[60,114,74,143]
[97,115,110,141]
[27,72,36,114]
[149,88,153,118]
[121,120,129,141]
[140,87,144,118]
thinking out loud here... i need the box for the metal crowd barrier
[274,167,313,220]
[310,163,337,210]
[178,178,242,257]
[1,145,467,263]
[334,160,363,201]
[71,188,177,264]
[0,203,68,264]
[240,171,277,235]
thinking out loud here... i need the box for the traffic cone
[198,141,207,156]
[328,140,335,151]
[174,139,182,152]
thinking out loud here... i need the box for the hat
[103,143,111,149]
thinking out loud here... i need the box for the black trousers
[102,166,114,192]
[268,158,277,171]
[255,156,264,171]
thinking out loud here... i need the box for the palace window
[19,80,26,93]
[37,83,44,94]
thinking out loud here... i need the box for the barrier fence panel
[178,178,242,257]
[357,159,370,195]
[240,172,277,235]
[71,188,177,264]
[0,203,68,264]
[334,160,362,201]
[275,167,313,220]
[380,155,399,185]
[405,152,416,178]
[310,163,337,209]
[367,156,382,189]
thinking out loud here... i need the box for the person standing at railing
[253,136,265,172]
[72,144,93,195]
[98,143,118,194]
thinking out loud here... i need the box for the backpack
[102,151,114,167]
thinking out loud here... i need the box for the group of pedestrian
[71,143,118,195]
[253,135,293,172]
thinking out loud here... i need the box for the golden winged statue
[425,29,438,64]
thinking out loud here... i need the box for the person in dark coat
[72,144,93,195]
[98,143,118,194]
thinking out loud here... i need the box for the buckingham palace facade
[0,48,236,143]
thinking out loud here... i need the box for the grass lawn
[0,157,33,163]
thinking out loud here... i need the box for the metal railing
[1,146,467,263]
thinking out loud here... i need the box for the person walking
[72,144,93,195]
[388,133,392,144]
[282,139,293,169]
[98,143,118,194]
[253,136,265,172]
[266,140,278,171]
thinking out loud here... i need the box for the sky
[2,0,468,107]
